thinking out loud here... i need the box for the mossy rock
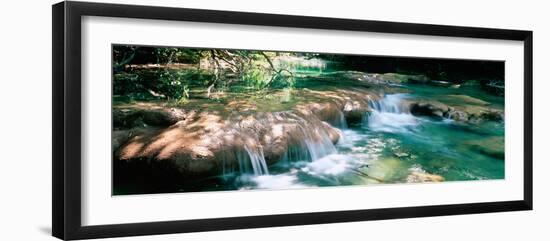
[409,100,450,119]
[442,95,490,106]
[463,137,505,159]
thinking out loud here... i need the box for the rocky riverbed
[112,70,505,194]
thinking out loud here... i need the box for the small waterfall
[365,94,418,132]
[232,110,340,177]
[280,144,311,166]
[275,112,338,164]
[367,94,409,113]
[289,112,338,162]
[302,127,338,161]
[235,143,269,176]
[335,110,348,129]
[244,144,269,175]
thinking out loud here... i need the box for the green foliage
[270,72,295,89]
[113,69,214,100]
[153,48,202,64]
[113,72,141,94]
[114,46,301,99]
[241,68,271,89]
[239,68,295,90]
[176,85,190,104]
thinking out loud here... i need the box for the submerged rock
[363,157,408,182]
[463,137,505,159]
[407,171,445,183]
[444,95,490,106]
[406,95,503,123]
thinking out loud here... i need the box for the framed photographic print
[52,1,533,240]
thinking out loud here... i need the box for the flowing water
[183,88,504,192]
[114,57,505,193]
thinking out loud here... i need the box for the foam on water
[302,154,354,176]
[250,173,310,189]
[366,94,419,133]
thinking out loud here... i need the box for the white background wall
[0,0,548,240]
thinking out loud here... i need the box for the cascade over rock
[113,88,384,183]
[112,82,505,193]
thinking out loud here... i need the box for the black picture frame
[52,1,533,240]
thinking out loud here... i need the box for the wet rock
[463,137,504,159]
[409,101,450,119]
[343,109,365,126]
[406,171,444,183]
[342,101,369,125]
[113,107,187,128]
[115,105,343,181]
[446,109,469,122]
[363,73,428,85]
[444,95,490,106]
[306,102,347,128]
[262,123,292,164]
[363,157,407,182]
[327,71,428,85]
[479,110,504,122]
[460,106,504,123]
[407,96,504,123]
[322,121,342,144]
[116,112,230,179]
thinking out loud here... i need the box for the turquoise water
[174,88,504,192]
[113,58,505,193]
[233,94,503,190]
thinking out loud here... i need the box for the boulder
[322,121,342,144]
[112,128,154,151]
[115,105,343,181]
[446,109,469,122]
[113,109,143,129]
[113,107,187,129]
[409,101,450,119]
[407,96,504,123]
[141,108,186,126]
[479,110,505,122]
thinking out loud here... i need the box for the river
[113,57,505,194]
